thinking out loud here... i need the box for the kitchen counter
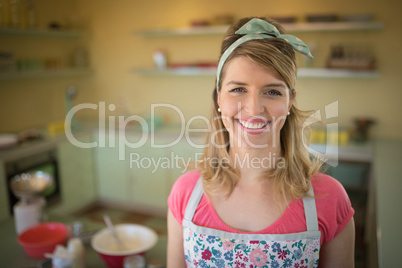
[0,211,167,267]
[0,122,206,162]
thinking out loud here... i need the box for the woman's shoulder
[170,169,201,195]
[311,172,349,198]
[167,169,201,224]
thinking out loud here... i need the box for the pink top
[168,170,354,246]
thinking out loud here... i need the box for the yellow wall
[1,0,402,139]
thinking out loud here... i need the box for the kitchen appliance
[10,171,53,234]
[5,148,60,210]
[5,147,61,234]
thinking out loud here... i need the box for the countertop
[0,122,206,163]
[0,211,167,267]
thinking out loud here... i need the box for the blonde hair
[197,17,321,202]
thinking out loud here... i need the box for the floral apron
[182,178,321,268]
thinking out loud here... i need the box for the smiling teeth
[238,120,268,129]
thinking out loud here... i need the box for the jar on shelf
[9,0,20,28]
[153,49,167,69]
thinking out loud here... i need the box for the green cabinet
[167,140,203,191]
[326,162,370,190]
[94,133,203,214]
[128,141,169,210]
[57,135,96,213]
[94,136,129,202]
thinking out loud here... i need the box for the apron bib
[182,178,321,268]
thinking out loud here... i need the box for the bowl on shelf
[306,14,338,22]
[91,224,158,268]
[17,222,69,258]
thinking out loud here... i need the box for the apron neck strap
[184,178,204,222]
[302,183,319,231]
[184,177,319,232]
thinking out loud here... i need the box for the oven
[4,147,61,215]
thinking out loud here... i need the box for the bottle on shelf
[25,0,36,28]
[0,0,4,27]
[8,0,20,28]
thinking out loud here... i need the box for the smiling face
[218,56,294,151]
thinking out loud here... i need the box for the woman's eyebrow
[225,80,286,88]
[225,80,248,86]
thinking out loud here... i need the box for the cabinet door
[94,137,128,203]
[168,140,203,192]
[329,162,370,190]
[128,140,169,210]
[58,135,96,213]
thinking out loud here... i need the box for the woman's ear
[289,89,296,111]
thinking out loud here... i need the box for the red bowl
[17,222,69,258]
[98,251,145,268]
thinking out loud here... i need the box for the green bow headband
[216,18,314,88]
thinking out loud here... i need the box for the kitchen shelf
[0,68,94,81]
[135,21,384,38]
[132,67,379,79]
[297,68,379,78]
[0,27,87,38]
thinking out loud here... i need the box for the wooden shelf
[284,21,383,33]
[297,68,379,78]
[132,67,379,79]
[0,68,94,80]
[0,28,88,38]
[135,21,384,38]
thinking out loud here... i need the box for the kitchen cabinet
[93,135,129,203]
[311,142,374,267]
[325,161,372,267]
[167,139,203,191]
[94,132,203,215]
[57,134,96,213]
[127,140,169,210]
[133,21,382,79]
[0,28,92,80]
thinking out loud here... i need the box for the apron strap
[184,177,319,232]
[184,178,204,222]
[302,183,319,231]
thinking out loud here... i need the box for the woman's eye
[266,90,282,96]
[229,87,245,93]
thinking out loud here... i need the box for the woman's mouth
[236,118,270,133]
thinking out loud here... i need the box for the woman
[168,17,355,268]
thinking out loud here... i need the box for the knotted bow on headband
[216,18,314,88]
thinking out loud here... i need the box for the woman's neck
[229,145,283,184]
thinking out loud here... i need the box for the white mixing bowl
[91,224,158,268]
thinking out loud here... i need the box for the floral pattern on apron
[182,178,321,268]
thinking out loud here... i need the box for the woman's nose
[244,95,264,115]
